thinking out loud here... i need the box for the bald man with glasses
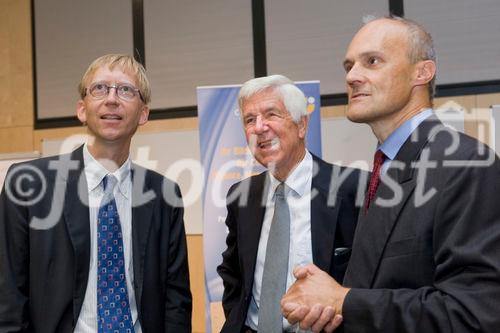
[0,54,192,333]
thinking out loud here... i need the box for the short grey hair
[364,15,437,101]
[238,74,308,123]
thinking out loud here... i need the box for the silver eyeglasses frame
[84,82,145,102]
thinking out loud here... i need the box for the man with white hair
[217,75,364,332]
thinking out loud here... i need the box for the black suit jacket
[217,155,364,333]
[0,146,192,333]
[342,115,500,332]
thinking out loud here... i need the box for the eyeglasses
[85,82,144,102]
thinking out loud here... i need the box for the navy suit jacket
[217,155,364,333]
[0,146,192,333]
[342,116,500,332]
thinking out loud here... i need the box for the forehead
[88,65,137,84]
[346,19,409,57]
[241,89,285,112]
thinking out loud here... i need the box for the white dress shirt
[246,150,313,331]
[74,144,142,332]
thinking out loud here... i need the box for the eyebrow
[360,51,384,59]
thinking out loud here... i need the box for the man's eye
[368,57,379,65]
[245,117,255,125]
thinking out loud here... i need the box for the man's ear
[76,100,87,124]
[414,60,436,86]
[298,115,309,139]
[139,105,150,126]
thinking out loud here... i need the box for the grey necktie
[258,183,290,332]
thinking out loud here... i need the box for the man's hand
[281,264,350,332]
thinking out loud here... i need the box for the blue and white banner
[197,81,321,332]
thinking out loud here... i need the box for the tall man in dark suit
[217,75,364,332]
[281,16,500,333]
[0,54,192,332]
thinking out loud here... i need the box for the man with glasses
[0,54,192,332]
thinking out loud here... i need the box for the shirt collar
[83,143,131,198]
[379,108,433,160]
[268,149,312,198]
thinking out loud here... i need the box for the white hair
[238,74,308,123]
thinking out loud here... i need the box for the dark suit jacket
[0,146,192,333]
[217,155,364,333]
[342,115,500,332]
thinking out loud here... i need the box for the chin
[255,157,271,168]
[346,109,368,123]
[95,132,128,143]
[254,154,276,169]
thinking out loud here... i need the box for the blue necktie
[97,175,135,333]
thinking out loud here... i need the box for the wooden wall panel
[187,234,206,333]
[0,126,34,153]
[32,126,86,152]
[321,105,346,118]
[476,93,500,109]
[434,95,477,138]
[0,0,33,129]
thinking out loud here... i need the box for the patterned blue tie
[97,175,135,333]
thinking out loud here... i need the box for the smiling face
[76,66,149,148]
[241,88,307,180]
[343,19,419,130]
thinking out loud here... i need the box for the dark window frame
[32,0,500,129]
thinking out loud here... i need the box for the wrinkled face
[76,66,149,145]
[241,89,307,175]
[343,19,417,125]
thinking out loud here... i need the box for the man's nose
[254,115,266,132]
[105,86,119,102]
[346,63,364,86]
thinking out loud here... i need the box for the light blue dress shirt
[378,109,433,173]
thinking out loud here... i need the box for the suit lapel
[237,173,269,294]
[344,116,443,287]
[238,161,339,291]
[130,165,154,308]
[345,177,416,287]
[311,156,339,273]
[61,146,91,323]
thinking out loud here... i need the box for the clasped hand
[281,264,350,333]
